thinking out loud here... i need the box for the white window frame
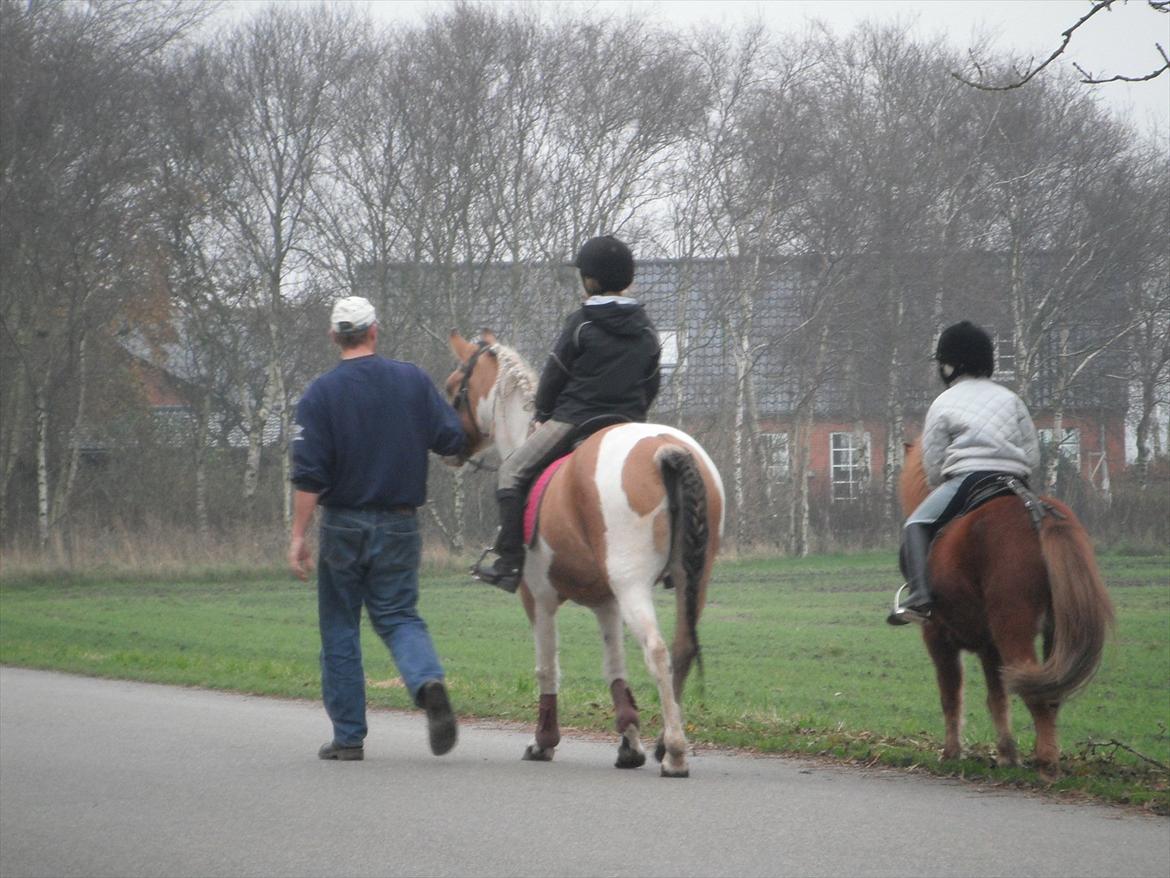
[758,431,790,481]
[659,330,679,373]
[830,431,871,501]
[992,330,1016,382]
[1039,427,1082,470]
[153,404,196,446]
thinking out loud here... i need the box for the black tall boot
[887,522,935,626]
[471,489,525,593]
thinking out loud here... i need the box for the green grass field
[1,551,1167,811]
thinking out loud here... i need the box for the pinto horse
[446,330,724,777]
[900,440,1114,777]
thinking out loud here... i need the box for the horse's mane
[900,439,930,514]
[489,343,538,410]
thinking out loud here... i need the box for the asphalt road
[1,667,1166,878]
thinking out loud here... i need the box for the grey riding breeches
[497,419,576,493]
[904,478,962,529]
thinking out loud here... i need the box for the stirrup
[469,545,496,581]
[888,583,932,625]
[469,546,521,592]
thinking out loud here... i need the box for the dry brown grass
[0,523,469,579]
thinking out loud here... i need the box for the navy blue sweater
[291,355,466,509]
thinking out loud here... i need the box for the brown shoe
[318,741,364,760]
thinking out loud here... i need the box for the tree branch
[1074,42,1170,83]
[951,0,1170,90]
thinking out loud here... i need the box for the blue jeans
[317,507,444,746]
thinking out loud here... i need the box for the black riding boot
[887,522,935,626]
[472,489,525,593]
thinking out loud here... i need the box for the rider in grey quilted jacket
[888,321,1040,626]
[921,377,1038,486]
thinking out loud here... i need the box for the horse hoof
[991,736,1020,767]
[522,745,554,762]
[615,743,646,770]
[1035,762,1061,783]
[660,764,689,779]
[654,737,666,763]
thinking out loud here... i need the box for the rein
[452,339,491,416]
[1003,476,1065,530]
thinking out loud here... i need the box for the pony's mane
[489,343,537,410]
[899,439,930,514]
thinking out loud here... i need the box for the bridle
[452,339,491,417]
[451,339,498,472]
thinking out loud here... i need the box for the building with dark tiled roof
[372,254,1128,506]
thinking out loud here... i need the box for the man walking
[289,296,467,760]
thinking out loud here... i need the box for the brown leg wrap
[610,679,640,733]
[535,693,561,750]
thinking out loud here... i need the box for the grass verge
[1,550,1167,812]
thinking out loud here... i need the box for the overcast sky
[252,0,1166,138]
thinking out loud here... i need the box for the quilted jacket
[921,376,1039,486]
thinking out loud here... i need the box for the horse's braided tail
[657,444,708,687]
[1004,504,1114,703]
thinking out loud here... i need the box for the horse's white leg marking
[618,589,687,775]
[520,545,562,760]
[593,599,646,767]
[593,597,627,684]
[525,548,560,696]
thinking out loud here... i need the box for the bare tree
[964,76,1137,491]
[0,0,209,551]
[207,5,360,524]
[809,23,986,527]
[1119,147,1170,484]
[540,11,707,254]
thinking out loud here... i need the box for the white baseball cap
[330,296,376,334]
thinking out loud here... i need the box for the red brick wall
[129,360,190,407]
[752,412,1127,500]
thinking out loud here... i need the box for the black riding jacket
[533,296,661,427]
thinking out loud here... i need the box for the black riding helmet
[936,320,995,386]
[574,235,634,293]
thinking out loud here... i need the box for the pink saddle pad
[524,454,572,545]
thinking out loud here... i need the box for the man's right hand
[289,535,313,581]
[288,489,320,581]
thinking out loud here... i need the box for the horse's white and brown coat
[447,331,724,776]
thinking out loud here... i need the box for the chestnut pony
[446,330,724,777]
[900,440,1113,776]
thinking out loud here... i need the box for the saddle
[523,453,571,547]
[938,472,1064,533]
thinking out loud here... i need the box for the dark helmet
[936,321,994,383]
[574,235,634,293]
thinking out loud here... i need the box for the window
[830,431,870,501]
[1039,428,1081,470]
[658,330,679,374]
[759,432,790,481]
[153,405,195,446]
[992,330,1016,382]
